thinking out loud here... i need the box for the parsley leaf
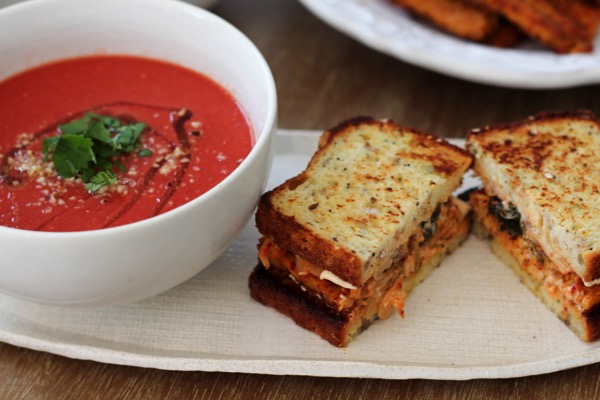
[42,113,150,192]
[52,135,96,178]
[59,116,92,135]
[115,122,145,151]
[85,170,118,192]
[138,149,153,157]
[87,120,114,146]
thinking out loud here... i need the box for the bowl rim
[0,0,278,239]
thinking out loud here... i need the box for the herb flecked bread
[256,117,472,287]
[250,117,473,346]
[467,110,600,341]
[467,110,600,286]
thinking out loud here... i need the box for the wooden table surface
[2,0,600,398]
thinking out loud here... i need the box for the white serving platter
[1,130,599,380]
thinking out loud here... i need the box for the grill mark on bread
[482,134,556,171]
[395,150,464,176]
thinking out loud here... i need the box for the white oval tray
[1,130,599,380]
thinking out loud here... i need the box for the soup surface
[0,55,253,232]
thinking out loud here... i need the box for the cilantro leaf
[87,120,114,146]
[138,149,153,157]
[51,135,95,178]
[81,167,97,183]
[88,113,122,129]
[59,116,92,135]
[115,122,145,151]
[85,170,118,192]
[42,113,148,192]
[42,136,61,161]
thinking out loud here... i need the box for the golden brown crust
[467,110,597,138]
[585,252,600,284]
[318,117,474,178]
[255,192,364,286]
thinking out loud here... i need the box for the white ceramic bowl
[0,0,277,306]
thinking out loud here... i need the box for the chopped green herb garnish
[138,149,153,157]
[42,113,152,192]
[85,170,118,192]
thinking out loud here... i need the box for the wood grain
[2,0,600,398]
[2,341,600,399]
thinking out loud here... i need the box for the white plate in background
[299,0,600,89]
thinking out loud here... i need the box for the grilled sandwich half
[467,110,600,341]
[249,117,473,347]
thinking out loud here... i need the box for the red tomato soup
[0,55,254,232]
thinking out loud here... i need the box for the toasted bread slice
[471,190,600,341]
[467,110,600,286]
[256,117,472,287]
